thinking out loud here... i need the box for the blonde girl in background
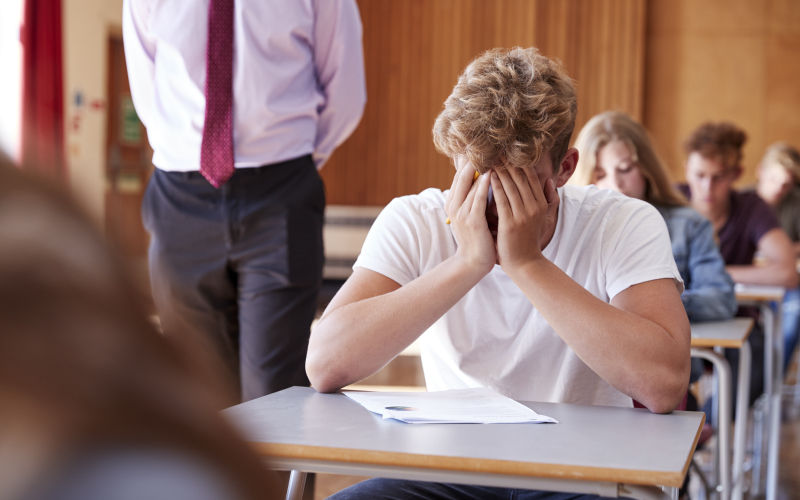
[571,111,736,322]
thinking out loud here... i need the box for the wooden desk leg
[286,470,307,500]
[691,348,732,500]
[731,341,751,500]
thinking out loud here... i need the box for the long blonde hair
[570,111,686,207]
[761,142,800,183]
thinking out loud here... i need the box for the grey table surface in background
[224,387,704,488]
[690,318,754,348]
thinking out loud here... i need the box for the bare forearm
[508,259,690,412]
[727,264,799,288]
[307,258,485,392]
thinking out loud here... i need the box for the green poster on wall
[120,95,141,144]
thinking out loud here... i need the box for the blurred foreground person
[755,142,800,371]
[0,155,281,500]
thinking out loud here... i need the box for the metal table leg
[766,302,783,500]
[286,470,307,500]
[660,486,679,500]
[750,394,767,495]
[691,348,733,500]
[731,341,751,500]
[750,304,775,497]
[762,305,774,401]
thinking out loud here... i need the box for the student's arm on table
[491,168,690,414]
[307,162,495,393]
[681,217,737,321]
[726,228,799,289]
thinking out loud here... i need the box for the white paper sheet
[343,387,557,424]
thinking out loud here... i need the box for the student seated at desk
[570,111,736,323]
[755,142,800,372]
[679,123,799,411]
[307,47,691,500]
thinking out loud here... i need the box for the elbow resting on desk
[306,351,354,394]
[634,362,691,414]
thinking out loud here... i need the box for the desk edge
[250,441,692,488]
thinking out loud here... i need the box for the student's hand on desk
[491,167,558,273]
[445,157,496,275]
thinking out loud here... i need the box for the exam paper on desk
[343,387,557,424]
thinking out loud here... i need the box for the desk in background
[734,284,785,500]
[690,318,754,500]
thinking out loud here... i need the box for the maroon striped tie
[199,0,235,188]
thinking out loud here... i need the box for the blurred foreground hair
[0,155,281,500]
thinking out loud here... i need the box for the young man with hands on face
[306,47,691,500]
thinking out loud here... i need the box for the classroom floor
[313,356,800,500]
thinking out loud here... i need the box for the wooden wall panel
[644,0,800,186]
[322,0,647,206]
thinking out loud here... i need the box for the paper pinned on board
[342,387,557,424]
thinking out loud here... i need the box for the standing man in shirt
[122,0,366,402]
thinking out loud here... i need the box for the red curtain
[20,0,66,181]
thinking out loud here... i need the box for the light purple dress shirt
[122,0,366,171]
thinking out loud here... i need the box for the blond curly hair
[433,47,577,173]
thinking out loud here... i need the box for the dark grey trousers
[328,478,613,500]
[142,155,324,402]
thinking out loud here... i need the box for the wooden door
[105,34,152,258]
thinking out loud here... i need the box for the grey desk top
[690,318,754,348]
[734,283,785,302]
[224,387,704,487]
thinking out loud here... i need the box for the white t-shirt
[354,185,684,407]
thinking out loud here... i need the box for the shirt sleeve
[311,0,367,168]
[603,201,685,300]
[353,198,426,286]
[121,0,157,129]
[681,216,737,322]
[749,194,781,245]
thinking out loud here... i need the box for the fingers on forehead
[491,173,512,211]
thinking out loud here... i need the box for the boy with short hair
[680,123,799,409]
[307,47,690,500]
[681,123,797,288]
